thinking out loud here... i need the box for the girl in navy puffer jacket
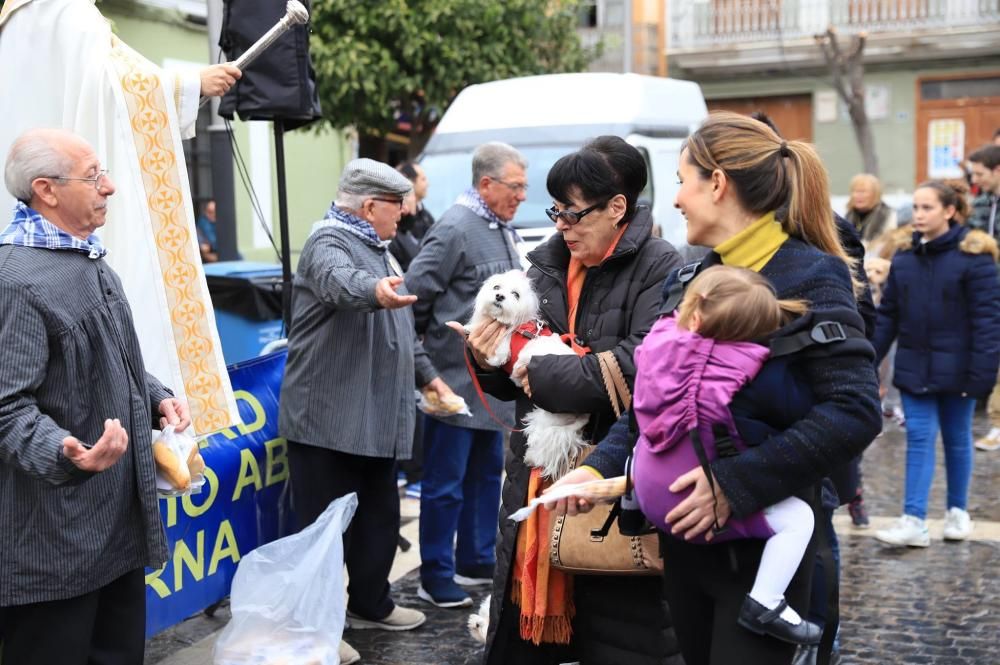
[873,181,1000,547]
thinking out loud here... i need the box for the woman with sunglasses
[465,136,683,665]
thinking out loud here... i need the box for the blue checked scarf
[0,201,107,259]
[456,188,523,242]
[311,203,387,248]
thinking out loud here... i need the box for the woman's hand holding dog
[447,319,508,369]
[512,364,532,397]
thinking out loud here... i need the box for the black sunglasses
[545,198,611,226]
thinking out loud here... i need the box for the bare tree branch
[815,26,879,176]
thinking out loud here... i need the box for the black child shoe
[737,595,822,646]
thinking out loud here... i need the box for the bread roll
[187,445,206,477]
[153,440,190,490]
[423,389,465,415]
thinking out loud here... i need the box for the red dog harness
[502,320,555,374]
[458,320,587,432]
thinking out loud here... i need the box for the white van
[419,72,709,261]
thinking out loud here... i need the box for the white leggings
[748,496,814,608]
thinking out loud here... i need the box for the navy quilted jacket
[587,237,882,518]
[873,224,1000,398]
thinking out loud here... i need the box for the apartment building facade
[667,0,1000,195]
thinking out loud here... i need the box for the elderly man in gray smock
[278,158,455,665]
[0,128,190,665]
[405,142,527,609]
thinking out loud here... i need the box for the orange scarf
[510,221,629,644]
[511,469,574,644]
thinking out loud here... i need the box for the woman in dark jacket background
[873,181,1000,547]
[389,161,435,271]
[462,136,683,665]
[548,112,882,665]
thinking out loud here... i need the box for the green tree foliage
[309,0,596,157]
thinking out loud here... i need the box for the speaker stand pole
[273,119,293,333]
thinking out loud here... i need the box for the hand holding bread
[419,377,469,417]
[152,425,205,494]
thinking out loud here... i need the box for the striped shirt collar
[456,188,523,242]
[312,203,389,249]
[0,201,107,259]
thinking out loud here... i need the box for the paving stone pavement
[147,413,1000,664]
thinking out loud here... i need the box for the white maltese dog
[467,270,589,479]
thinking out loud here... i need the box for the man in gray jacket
[405,142,526,608]
[0,128,189,664]
[279,158,453,662]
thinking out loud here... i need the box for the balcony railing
[669,0,1000,49]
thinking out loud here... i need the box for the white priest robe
[0,0,238,435]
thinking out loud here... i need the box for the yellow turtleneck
[714,211,788,272]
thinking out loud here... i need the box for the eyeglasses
[44,169,110,191]
[489,177,529,194]
[371,197,403,209]
[545,199,610,226]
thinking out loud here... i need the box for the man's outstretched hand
[376,276,417,310]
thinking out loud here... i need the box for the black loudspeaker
[218,0,323,130]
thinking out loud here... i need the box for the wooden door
[916,73,1000,185]
[706,94,813,143]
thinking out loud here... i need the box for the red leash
[456,326,524,432]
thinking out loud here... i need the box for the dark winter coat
[873,224,1000,398]
[389,205,434,272]
[836,212,876,338]
[846,200,897,243]
[478,207,684,665]
[967,192,999,243]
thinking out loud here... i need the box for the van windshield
[421,146,591,229]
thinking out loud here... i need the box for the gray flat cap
[338,158,412,198]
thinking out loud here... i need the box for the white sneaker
[875,514,930,547]
[347,605,427,631]
[339,640,361,665]
[943,507,973,541]
[975,427,1000,451]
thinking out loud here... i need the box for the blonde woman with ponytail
[546,111,882,664]
[629,266,824,646]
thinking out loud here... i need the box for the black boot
[737,595,822,645]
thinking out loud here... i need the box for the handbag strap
[596,351,631,418]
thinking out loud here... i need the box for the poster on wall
[928,118,965,179]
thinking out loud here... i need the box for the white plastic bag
[152,425,205,497]
[214,493,359,665]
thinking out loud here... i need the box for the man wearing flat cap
[279,158,455,660]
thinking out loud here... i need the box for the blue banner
[145,350,292,637]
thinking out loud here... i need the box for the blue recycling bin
[204,261,285,365]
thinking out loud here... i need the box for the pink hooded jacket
[632,315,774,544]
